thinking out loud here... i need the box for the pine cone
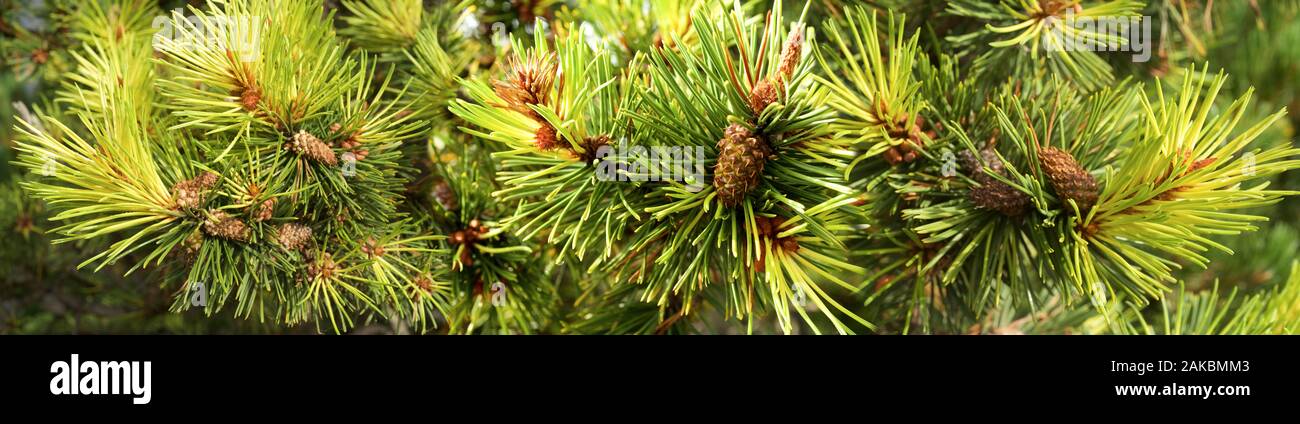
[172,172,220,210]
[276,223,312,251]
[713,124,772,207]
[958,149,1004,175]
[1039,147,1098,215]
[970,176,1029,217]
[254,198,275,222]
[286,130,338,166]
[204,211,249,242]
[307,252,337,280]
[182,230,204,258]
[964,149,1028,217]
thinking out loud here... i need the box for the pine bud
[287,130,338,166]
[714,124,772,207]
[204,211,249,242]
[413,275,435,293]
[749,79,780,115]
[1039,147,1098,215]
[182,230,204,257]
[494,52,558,119]
[238,85,261,111]
[576,134,610,164]
[753,216,800,272]
[778,27,804,80]
[535,123,561,151]
[360,237,385,258]
[339,132,361,149]
[276,223,312,251]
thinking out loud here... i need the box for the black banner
[0,336,1293,413]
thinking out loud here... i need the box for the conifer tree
[2,0,1298,334]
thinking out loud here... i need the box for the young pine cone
[1039,147,1098,215]
[172,172,219,210]
[713,124,772,207]
[276,223,312,251]
[254,198,275,222]
[182,230,204,258]
[286,130,338,166]
[307,252,337,280]
[962,149,1029,217]
[970,176,1029,217]
[958,149,1003,175]
[203,211,249,242]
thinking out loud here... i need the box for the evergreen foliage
[2,0,1298,334]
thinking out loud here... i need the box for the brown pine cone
[970,175,1029,217]
[287,130,338,166]
[713,124,772,207]
[1039,147,1098,215]
[254,198,275,221]
[958,149,1004,175]
[276,223,312,251]
[172,172,220,210]
[203,211,249,242]
[964,148,1029,217]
